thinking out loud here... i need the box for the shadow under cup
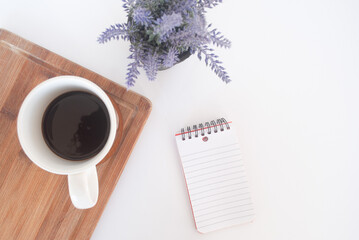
[17,76,118,175]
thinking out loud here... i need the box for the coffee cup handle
[68,166,98,209]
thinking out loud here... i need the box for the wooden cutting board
[0,29,151,240]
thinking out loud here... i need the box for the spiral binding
[180,118,230,141]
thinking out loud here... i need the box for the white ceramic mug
[17,76,118,209]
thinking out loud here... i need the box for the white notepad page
[175,120,254,233]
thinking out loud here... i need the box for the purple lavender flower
[97,23,128,43]
[169,0,197,15]
[154,13,183,41]
[208,25,231,48]
[198,0,223,9]
[162,47,179,68]
[125,45,142,88]
[133,7,152,26]
[196,45,231,83]
[167,12,208,49]
[143,52,160,81]
[122,0,134,13]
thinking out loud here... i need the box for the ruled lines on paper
[180,143,254,233]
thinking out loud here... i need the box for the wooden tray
[0,29,151,239]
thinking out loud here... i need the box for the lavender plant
[98,0,231,88]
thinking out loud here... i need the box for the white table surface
[1,0,359,239]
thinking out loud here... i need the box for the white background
[1,0,359,239]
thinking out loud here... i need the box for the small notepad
[175,118,254,233]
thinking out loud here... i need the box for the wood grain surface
[0,29,152,240]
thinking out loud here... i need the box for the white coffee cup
[17,76,118,209]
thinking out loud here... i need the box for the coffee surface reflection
[42,91,110,160]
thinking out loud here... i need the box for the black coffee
[42,91,110,161]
